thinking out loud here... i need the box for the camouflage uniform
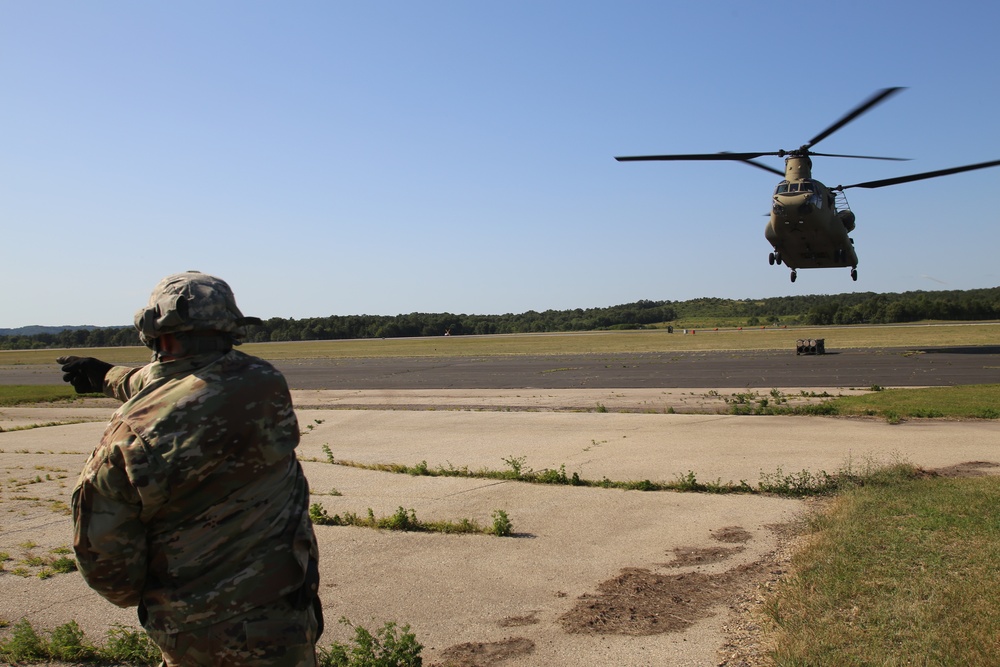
[71,272,321,666]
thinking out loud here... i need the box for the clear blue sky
[3,1,999,328]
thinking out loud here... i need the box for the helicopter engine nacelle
[837,210,856,232]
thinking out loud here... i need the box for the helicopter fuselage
[763,156,858,279]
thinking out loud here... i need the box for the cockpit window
[775,180,814,195]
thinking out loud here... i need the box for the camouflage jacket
[72,350,319,634]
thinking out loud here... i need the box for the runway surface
[270,346,1000,390]
[3,345,999,389]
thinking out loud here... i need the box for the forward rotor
[614,87,909,166]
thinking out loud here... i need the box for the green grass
[0,385,91,406]
[826,383,1000,420]
[319,618,422,667]
[765,475,1000,666]
[0,620,161,665]
[0,617,423,667]
[713,385,1000,421]
[2,321,999,363]
[309,503,514,537]
[312,447,922,497]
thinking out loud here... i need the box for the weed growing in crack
[309,504,514,537]
[316,450,922,498]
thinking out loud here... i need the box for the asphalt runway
[3,345,999,389]
[270,346,1000,389]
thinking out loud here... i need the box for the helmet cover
[134,271,256,347]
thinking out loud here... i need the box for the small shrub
[491,510,513,537]
[626,479,657,491]
[310,503,339,526]
[102,623,161,664]
[47,620,96,661]
[381,507,417,531]
[319,618,422,667]
[0,618,46,662]
[501,455,527,478]
[51,556,77,574]
[674,471,700,491]
[536,465,568,485]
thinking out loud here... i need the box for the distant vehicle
[616,88,1000,282]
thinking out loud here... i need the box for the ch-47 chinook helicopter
[616,87,1000,283]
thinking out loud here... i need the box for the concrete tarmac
[2,386,998,666]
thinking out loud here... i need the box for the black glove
[56,356,113,394]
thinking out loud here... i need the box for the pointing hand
[56,356,113,394]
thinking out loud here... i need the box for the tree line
[2,287,998,350]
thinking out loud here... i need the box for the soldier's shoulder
[221,351,289,389]
[226,349,281,373]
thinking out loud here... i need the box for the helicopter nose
[773,194,812,219]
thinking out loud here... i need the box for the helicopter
[616,87,1000,282]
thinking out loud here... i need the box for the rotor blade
[732,158,785,177]
[615,151,777,162]
[804,87,905,150]
[809,152,909,162]
[838,159,1000,190]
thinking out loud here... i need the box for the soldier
[59,271,322,666]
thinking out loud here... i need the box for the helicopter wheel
[851,267,858,281]
[775,252,782,265]
[768,252,775,266]
[790,269,797,283]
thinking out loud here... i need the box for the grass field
[829,384,1000,420]
[2,321,999,365]
[766,475,1000,666]
[0,385,79,406]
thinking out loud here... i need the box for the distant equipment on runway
[616,88,1000,283]
[796,338,825,355]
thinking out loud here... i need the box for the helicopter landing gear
[790,269,797,283]
[851,267,858,281]
[769,252,775,265]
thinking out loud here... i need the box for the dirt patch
[714,512,826,666]
[931,460,1000,477]
[431,637,535,667]
[662,545,744,568]
[560,524,765,636]
[496,614,539,628]
[712,526,753,543]
[560,564,765,636]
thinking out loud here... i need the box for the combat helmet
[134,271,261,356]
